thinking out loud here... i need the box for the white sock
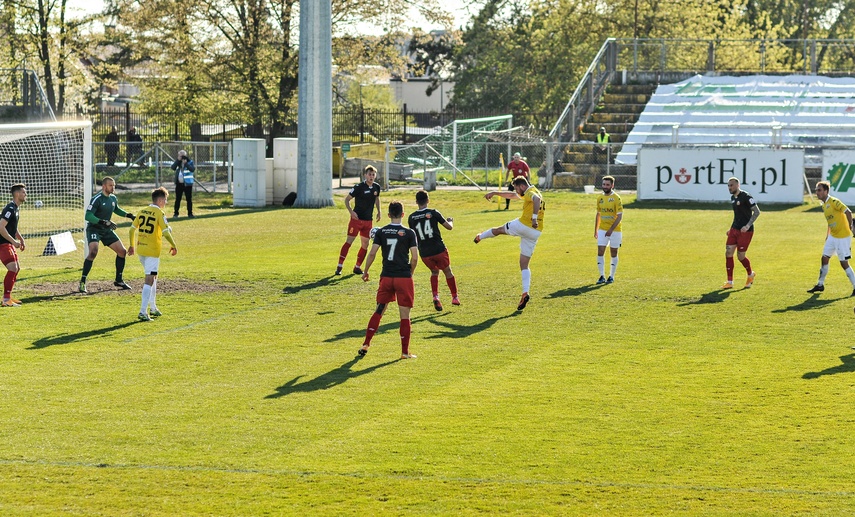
[610,256,619,277]
[846,266,855,287]
[521,268,531,293]
[141,284,152,314]
[819,264,829,284]
[479,229,495,240]
[597,256,605,276]
[150,279,158,310]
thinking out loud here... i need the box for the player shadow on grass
[802,354,855,379]
[282,275,345,295]
[546,284,606,298]
[29,321,138,350]
[771,294,847,313]
[422,312,517,339]
[322,313,438,343]
[675,289,737,306]
[265,357,398,398]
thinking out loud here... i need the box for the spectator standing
[336,165,381,275]
[79,177,135,293]
[128,187,178,321]
[594,175,623,284]
[359,201,419,359]
[126,126,143,164]
[408,190,459,311]
[503,152,530,210]
[722,177,759,289]
[806,181,855,295]
[0,184,26,306]
[171,150,196,218]
[105,126,119,166]
[474,176,545,311]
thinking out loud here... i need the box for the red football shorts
[0,243,17,265]
[347,219,373,238]
[376,276,415,307]
[421,249,450,271]
[726,228,753,252]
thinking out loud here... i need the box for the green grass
[3,190,855,515]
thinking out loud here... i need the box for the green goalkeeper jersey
[85,192,129,226]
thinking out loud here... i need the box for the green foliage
[4,189,855,513]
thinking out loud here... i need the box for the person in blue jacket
[171,149,196,218]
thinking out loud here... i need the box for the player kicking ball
[474,177,544,311]
[358,201,419,359]
[128,187,177,321]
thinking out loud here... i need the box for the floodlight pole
[295,0,334,207]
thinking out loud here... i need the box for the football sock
[597,256,605,277]
[116,256,126,282]
[446,276,458,297]
[400,319,411,355]
[141,284,152,314]
[845,266,855,287]
[610,256,619,277]
[819,264,829,284]
[338,242,352,265]
[739,257,752,274]
[355,247,367,267]
[364,312,383,346]
[430,275,439,297]
[725,256,735,281]
[81,259,93,281]
[479,229,495,241]
[4,270,16,299]
[149,279,158,310]
[521,268,531,293]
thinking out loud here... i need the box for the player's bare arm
[361,244,380,281]
[741,204,761,232]
[374,197,382,222]
[594,213,601,238]
[485,191,520,201]
[344,194,357,220]
[409,246,419,275]
[606,213,623,236]
[15,231,24,251]
[0,219,20,249]
[443,218,453,230]
[531,196,541,229]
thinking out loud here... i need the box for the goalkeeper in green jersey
[78,177,135,293]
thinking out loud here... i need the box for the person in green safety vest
[593,127,610,164]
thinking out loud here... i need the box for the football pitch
[3,189,855,515]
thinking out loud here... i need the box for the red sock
[400,319,411,355]
[430,275,439,297]
[338,242,352,264]
[739,257,752,274]
[725,257,734,282]
[446,276,458,297]
[356,247,367,267]
[364,312,382,346]
[4,270,16,299]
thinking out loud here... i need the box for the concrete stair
[555,84,655,189]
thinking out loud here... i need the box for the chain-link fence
[93,141,232,193]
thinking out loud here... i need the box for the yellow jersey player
[594,175,623,284]
[807,181,855,295]
[474,176,544,311]
[128,187,178,321]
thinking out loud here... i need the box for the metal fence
[93,140,232,193]
[63,107,560,149]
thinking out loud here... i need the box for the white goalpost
[0,120,92,239]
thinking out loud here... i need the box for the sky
[66,0,476,34]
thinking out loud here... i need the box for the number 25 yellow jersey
[129,204,176,257]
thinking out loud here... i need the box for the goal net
[0,121,92,238]
[395,115,513,171]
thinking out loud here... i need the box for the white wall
[391,78,454,112]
